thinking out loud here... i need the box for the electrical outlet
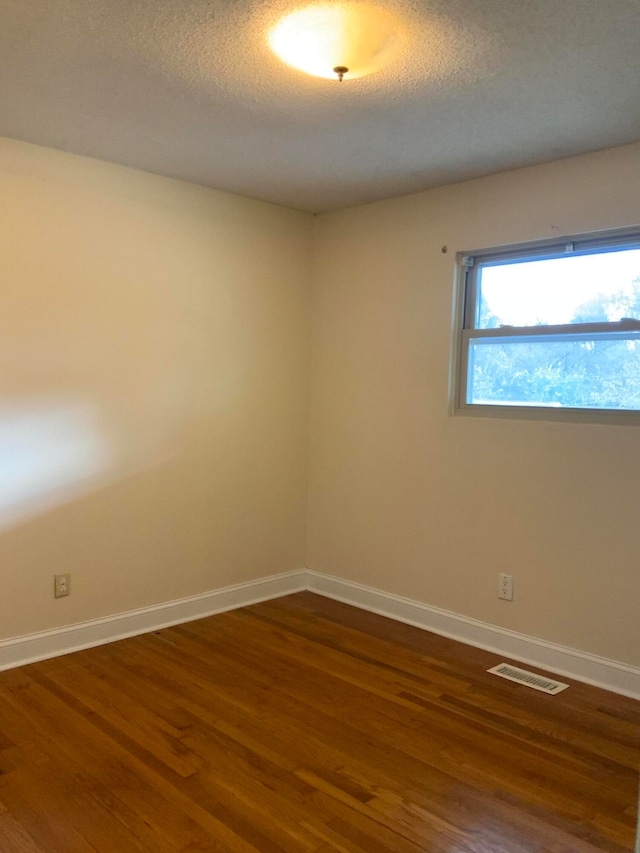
[498,573,513,601]
[54,573,70,598]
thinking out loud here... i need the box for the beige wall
[0,137,312,640]
[309,142,640,667]
[3,134,640,669]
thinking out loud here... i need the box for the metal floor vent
[487,663,569,695]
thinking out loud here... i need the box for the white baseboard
[306,570,640,701]
[0,570,307,673]
[2,567,639,701]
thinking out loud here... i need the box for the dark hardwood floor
[0,591,638,851]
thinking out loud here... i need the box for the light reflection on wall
[0,398,113,531]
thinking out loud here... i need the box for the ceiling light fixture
[269,4,400,82]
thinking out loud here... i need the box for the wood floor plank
[173,611,632,821]
[0,591,637,851]
[0,812,47,853]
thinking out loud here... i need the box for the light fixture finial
[333,65,348,82]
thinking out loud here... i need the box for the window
[456,230,640,420]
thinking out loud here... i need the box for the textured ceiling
[2,0,640,212]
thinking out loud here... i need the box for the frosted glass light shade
[269,5,399,81]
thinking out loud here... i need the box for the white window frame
[453,228,640,425]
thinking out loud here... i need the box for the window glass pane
[477,248,640,329]
[467,335,640,410]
